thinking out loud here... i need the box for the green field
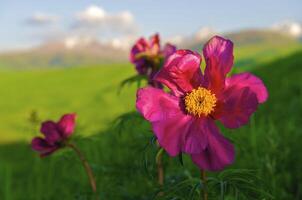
[0,46,302,199]
[0,64,138,143]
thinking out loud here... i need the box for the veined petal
[136,87,188,156]
[226,72,268,103]
[152,113,192,156]
[217,86,258,129]
[191,120,235,171]
[154,50,203,96]
[182,118,209,154]
[136,87,180,122]
[203,36,234,95]
[58,113,76,138]
[136,87,209,155]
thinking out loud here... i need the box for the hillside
[188,30,302,69]
[0,41,128,69]
[1,29,301,70]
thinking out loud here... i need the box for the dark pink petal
[40,121,62,144]
[203,36,234,95]
[31,137,58,157]
[58,113,76,138]
[154,50,203,96]
[136,87,180,123]
[136,87,208,155]
[130,37,149,63]
[191,120,235,171]
[136,87,188,156]
[152,114,193,156]
[218,86,258,129]
[162,43,177,59]
[226,72,268,103]
[153,117,211,155]
[182,118,209,154]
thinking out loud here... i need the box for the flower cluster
[130,34,176,87]
[136,36,268,171]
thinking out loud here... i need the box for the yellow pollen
[184,87,217,117]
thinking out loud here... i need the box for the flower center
[184,87,217,117]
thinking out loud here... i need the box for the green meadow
[0,44,302,199]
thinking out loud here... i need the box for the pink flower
[31,113,76,157]
[136,36,268,171]
[130,34,176,86]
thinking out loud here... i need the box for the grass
[0,49,302,199]
[0,64,137,143]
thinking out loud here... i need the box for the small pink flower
[130,34,176,86]
[31,113,76,157]
[136,36,268,171]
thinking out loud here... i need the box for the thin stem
[156,142,164,186]
[201,170,208,200]
[67,143,97,194]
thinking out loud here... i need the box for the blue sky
[0,0,301,51]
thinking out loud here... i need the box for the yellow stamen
[184,87,217,117]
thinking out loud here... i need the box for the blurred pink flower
[31,113,76,157]
[130,33,176,87]
[136,36,268,171]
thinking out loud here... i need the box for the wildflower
[31,113,76,157]
[136,36,268,171]
[31,113,98,194]
[130,33,176,87]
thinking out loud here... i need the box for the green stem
[201,170,208,200]
[67,143,97,194]
[156,147,164,186]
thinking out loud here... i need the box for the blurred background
[0,0,301,199]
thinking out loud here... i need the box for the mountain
[0,38,128,69]
[0,28,301,69]
[271,21,302,38]
[186,29,299,50]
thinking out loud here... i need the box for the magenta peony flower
[31,113,76,157]
[130,34,176,86]
[136,36,268,171]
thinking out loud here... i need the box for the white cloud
[22,5,139,51]
[26,12,59,26]
[76,5,106,23]
[74,5,137,34]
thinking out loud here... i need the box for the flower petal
[31,137,58,157]
[40,121,62,144]
[136,87,208,155]
[150,33,160,54]
[217,86,259,129]
[58,113,76,138]
[226,72,268,103]
[130,37,149,63]
[191,120,235,171]
[182,118,210,154]
[154,50,203,96]
[152,114,192,156]
[136,87,188,156]
[162,43,177,59]
[136,87,180,123]
[203,36,234,95]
